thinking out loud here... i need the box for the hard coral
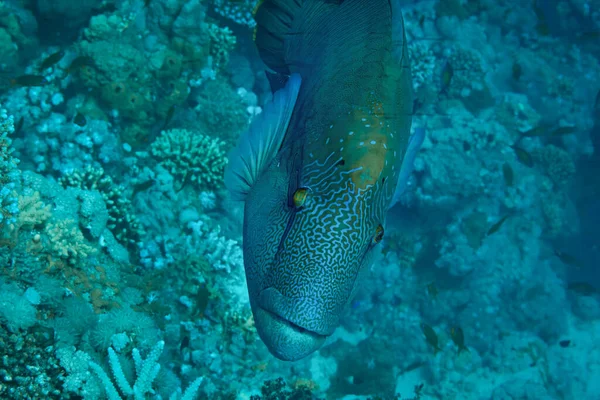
[0,107,19,231]
[206,23,237,69]
[59,166,144,251]
[45,219,97,264]
[212,0,258,27]
[193,77,250,145]
[532,144,576,187]
[150,128,228,191]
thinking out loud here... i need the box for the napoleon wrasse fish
[225,0,424,361]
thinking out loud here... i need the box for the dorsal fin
[224,73,302,201]
[253,0,304,75]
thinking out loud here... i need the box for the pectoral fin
[224,73,302,201]
[390,125,426,208]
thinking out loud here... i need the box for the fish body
[73,112,86,127]
[554,249,583,269]
[487,215,509,236]
[421,323,441,355]
[10,75,48,87]
[439,61,454,95]
[511,145,534,167]
[225,0,420,361]
[66,56,95,75]
[426,282,438,299]
[450,326,469,354]
[567,282,597,296]
[502,163,513,187]
[39,50,65,71]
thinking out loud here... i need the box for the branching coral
[206,23,237,69]
[16,191,51,231]
[59,166,144,251]
[212,0,258,27]
[150,128,228,191]
[89,340,204,400]
[45,219,97,264]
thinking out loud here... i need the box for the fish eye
[292,187,308,208]
[373,224,384,244]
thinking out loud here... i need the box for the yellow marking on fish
[345,106,389,190]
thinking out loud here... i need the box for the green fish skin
[226,0,419,361]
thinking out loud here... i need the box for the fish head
[242,150,385,361]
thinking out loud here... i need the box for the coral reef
[150,128,228,191]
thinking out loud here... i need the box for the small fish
[520,125,551,137]
[559,339,571,348]
[439,61,454,95]
[418,15,425,29]
[39,50,65,71]
[512,61,522,81]
[421,323,441,355]
[426,282,438,299]
[132,179,155,197]
[10,75,48,87]
[550,126,577,136]
[487,215,510,236]
[66,56,94,75]
[554,249,584,269]
[511,145,534,167]
[14,116,24,136]
[162,105,176,130]
[532,0,549,36]
[73,112,87,127]
[143,0,151,7]
[502,163,514,187]
[450,326,469,354]
[567,282,597,296]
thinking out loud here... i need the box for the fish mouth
[258,287,338,336]
[253,306,327,361]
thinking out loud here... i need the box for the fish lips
[258,287,339,336]
[252,287,337,361]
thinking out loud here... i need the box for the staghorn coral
[150,128,228,191]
